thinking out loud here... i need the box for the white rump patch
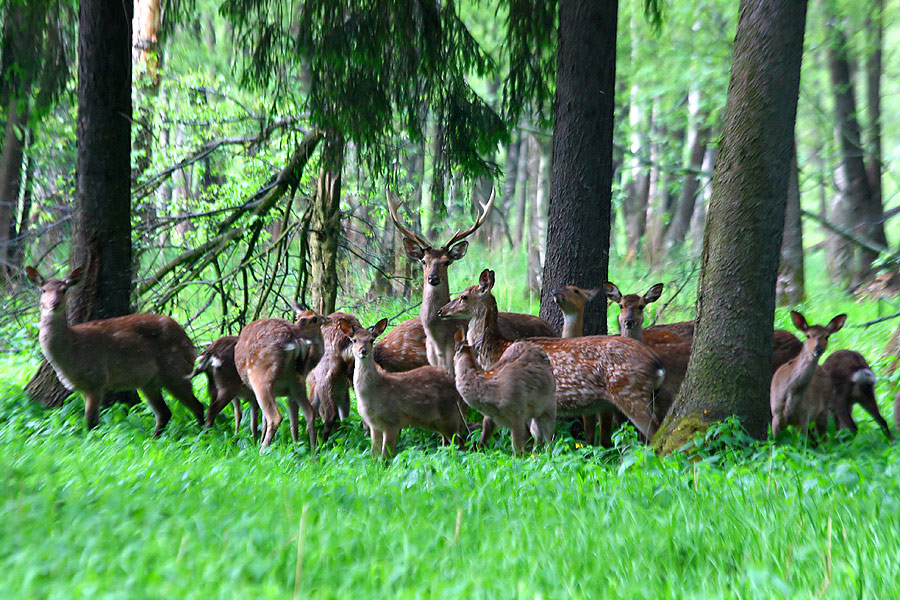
[210,357,223,368]
[851,369,876,385]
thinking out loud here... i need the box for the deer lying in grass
[234,308,328,450]
[822,350,892,440]
[452,329,556,454]
[26,266,205,436]
[194,335,259,437]
[770,311,846,439]
[338,318,469,458]
[439,270,665,443]
[387,188,557,374]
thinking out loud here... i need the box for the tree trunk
[10,127,34,273]
[308,133,343,314]
[512,134,530,250]
[132,0,162,182]
[424,118,445,239]
[0,99,29,282]
[27,0,135,406]
[527,136,548,293]
[539,0,615,336]
[823,1,883,287]
[776,139,805,305]
[689,145,716,255]
[666,89,709,250]
[502,130,521,246]
[864,0,883,236]
[657,0,808,449]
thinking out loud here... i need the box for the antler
[386,187,432,249]
[443,186,495,250]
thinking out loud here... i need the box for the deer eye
[573,289,580,295]
[461,294,468,300]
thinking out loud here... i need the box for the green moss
[652,412,711,456]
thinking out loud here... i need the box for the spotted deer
[439,270,665,442]
[452,329,556,454]
[26,266,205,436]
[338,318,469,458]
[387,188,557,375]
[193,335,259,437]
[770,311,846,438]
[822,350,892,440]
[234,308,328,450]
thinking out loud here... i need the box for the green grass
[3,248,900,598]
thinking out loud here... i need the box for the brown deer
[338,318,469,458]
[452,329,556,454]
[387,188,557,375]
[234,308,328,450]
[822,350,892,440]
[26,266,205,436]
[550,285,615,445]
[194,335,259,437]
[374,317,430,372]
[604,282,693,344]
[307,311,360,441]
[770,311,846,439]
[439,270,665,442]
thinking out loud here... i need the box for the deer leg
[287,397,300,444]
[205,387,237,428]
[479,416,496,449]
[814,412,828,440]
[83,390,103,430]
[598,410,614,448]
[382,427,399,459]
[248,372,281,449]
[369,427,383,458]
[858,385,893,440]
[231,399,243,435]
[249,400,261,441]
[291,380,317,454]
[141,386,172,438]
[582,414,597,446]
[163,376,205,427]
[510,420,527,456]
[771,414,784,439]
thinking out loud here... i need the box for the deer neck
[466,296,506,369]
[788,347,821,392]
[351,354,384,396]
[453,348,491,413]
[421,280,452,329]
[38,309,78,386]
[561,312,583,338]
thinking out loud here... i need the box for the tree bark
[539,0,615,336]
[308,133,343,314]
[512,133,530,250]
[527,136,548,293]
[27,0,135,406]
[776,139,805,305]
[0,99,29,282]
[864,0,883,235]
[666,89,709,250]
[657,0,808,449]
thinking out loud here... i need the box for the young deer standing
[551,285,614,445]
[307,311,360,441]
[452,329,556,454]
[770,311,846,439]
[338,318,469,458]
[194,335,259,437]
[26,266,205,436]
[234,308,328,450]
[439,270,665,442]
[822,350,892,440]
[387,188,557,374]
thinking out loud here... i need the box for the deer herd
[24,190,898,458]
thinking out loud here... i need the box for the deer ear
[827,314,847,334]
[25,266,45,286]
[790,310,808,332]
[478,269,495,292]
[403,239,426,261]
[65,267,83,287]
[447,241,468,261]
[291,301,309,321]
[338,319,355,337]
[583,287,602,302]
[370,318,389,338]
[644,283,664,304]
[604,282,622,303]
[454,328,465,344]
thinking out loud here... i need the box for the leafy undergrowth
[1,375,899,599]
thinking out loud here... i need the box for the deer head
[26,266,83,316]
[604,282,664,339]
[791,311,846,359]
[551,285,601,318]
[387,187,494,289]
[437,269,495,321]
[339,317,388,361]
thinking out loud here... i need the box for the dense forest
[2,0,900,596]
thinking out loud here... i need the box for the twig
[648,258,700,326]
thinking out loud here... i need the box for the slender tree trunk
[776,139,805,305]
[10,127,34,272]
[424,118,445,239]
[527,136,548,293]
[0,99,29,282]
[689,145,716,254]
[308,134,343,314]
[864,0,883,234]
[27,0,135,406]
[657,0,808,449]
[512,135,530,250]
[539,0,616,336]
[667,89,709,250]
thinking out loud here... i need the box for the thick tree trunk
[823,2,883,287]
[27,0,135,406]
[776,140,805,305]
[0,99,29,282]
[657,0,808,449]
[539,0,615,336]
[309,134,344,314]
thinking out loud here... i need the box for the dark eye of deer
[574,289,580,295]
[461,295,468,300]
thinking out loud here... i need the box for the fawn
[439,270,665,442]
[770,311,846,438]
[26,266,205,436]
[822,350,892,440]
[194,335,259,437]
[307,311,360,441]
[338,318,469,458]
[387,187,557,374]
[234,308,328,450]
[452,329,556,454]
